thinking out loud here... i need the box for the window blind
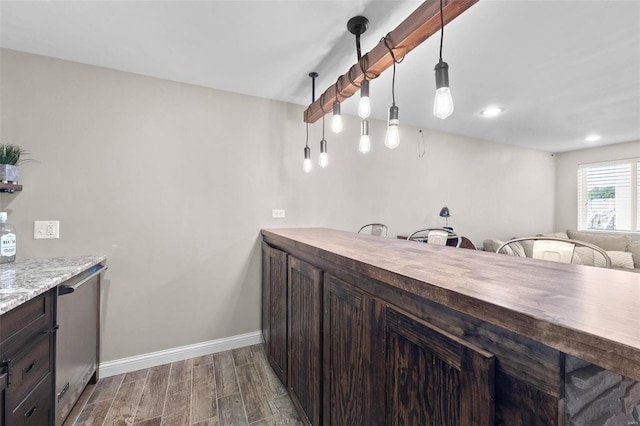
[577,158,639,232]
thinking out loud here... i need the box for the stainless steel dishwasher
[55,263,107,426]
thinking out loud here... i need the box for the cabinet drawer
[8,373,52,426]
[0,291,53,347]
[6,333,51,409]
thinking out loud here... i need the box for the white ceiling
[1,0,639,153]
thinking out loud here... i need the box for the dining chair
[358,223,388,237]
[496,236,612,268]
[406,228,462,247]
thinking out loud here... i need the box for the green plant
[0,144,28,165]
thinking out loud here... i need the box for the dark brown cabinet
[288,256,323,426]
[384,306,495,426]
[261,241,496,425]
[322,274,382,425]
[262,242,288,385]
[0,289,56,426]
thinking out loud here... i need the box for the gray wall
[555,140,640,239]
[0,49,556,362]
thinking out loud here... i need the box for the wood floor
[63,344,302,426]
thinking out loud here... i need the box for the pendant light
[319,96,328,168]
[319,139,328,168]
[331,78,343,134]
[348,16,371,119]
[359,120,371,154]
[358,80,371,119]
[331,100,343,133]
[383,35,402,150]
[433,0,454,120]
[304,72,318,173]
[303,115,312,173]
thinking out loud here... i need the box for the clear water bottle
[0,212,17,264]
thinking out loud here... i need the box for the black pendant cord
[439,0,444,62]
[306,72,318,150]
[382,34,404,107]
[319,95,326,139]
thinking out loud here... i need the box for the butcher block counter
[261,227,640,425]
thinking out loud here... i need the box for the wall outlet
[34,220,60,239]
[272,209,285,218]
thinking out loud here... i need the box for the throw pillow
[507,242,527,257]
[483,239,503,253]
[599,251,635,269]
[574,247,595,266]
[566,230,631,252]
[627,242,640,269]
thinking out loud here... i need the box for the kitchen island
[0,255,106,426]
[262,227,640,425]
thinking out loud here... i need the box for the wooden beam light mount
[303,0,479,124]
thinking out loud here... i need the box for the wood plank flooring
[63,344,301,426]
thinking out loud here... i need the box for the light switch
[272,209,285,218]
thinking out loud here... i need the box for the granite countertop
[0,255,107,315]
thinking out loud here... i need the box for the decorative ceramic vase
[0,164,18,183]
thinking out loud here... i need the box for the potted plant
[0,144,28,184]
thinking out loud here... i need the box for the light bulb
[433,60,454,120]
[319,139,328,168]
[433,87,454,119]
[359,135,371,154]
[359,120,370,154]
[332,101,343,133]
[385,105,400,149]
[303,146,312,173]
[358,80,371,119]
[319,153,328,168]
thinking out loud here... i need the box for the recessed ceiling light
[480,106,504,118]
[585,134,601,143]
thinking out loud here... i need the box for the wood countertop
[262,227,640,381]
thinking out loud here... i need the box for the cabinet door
[1,371,6,426]
[323,274,383,426]
[288,257,322,426]
[385,307,495,426]
[262,243,288,385]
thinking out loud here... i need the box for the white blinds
[577,158,639,232]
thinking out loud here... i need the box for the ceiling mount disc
[347,16,369,36]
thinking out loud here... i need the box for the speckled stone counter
[0,255,106,314]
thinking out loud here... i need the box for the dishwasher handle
[58,265,108,296]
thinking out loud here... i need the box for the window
[577,158,639,232]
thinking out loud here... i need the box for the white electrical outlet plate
[34,220,60,239]
[272,209,285,218]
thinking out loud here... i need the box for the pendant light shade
[433,60,454,119]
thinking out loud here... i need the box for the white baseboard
[99,331,263,378]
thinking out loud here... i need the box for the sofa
[483,230,640,273]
